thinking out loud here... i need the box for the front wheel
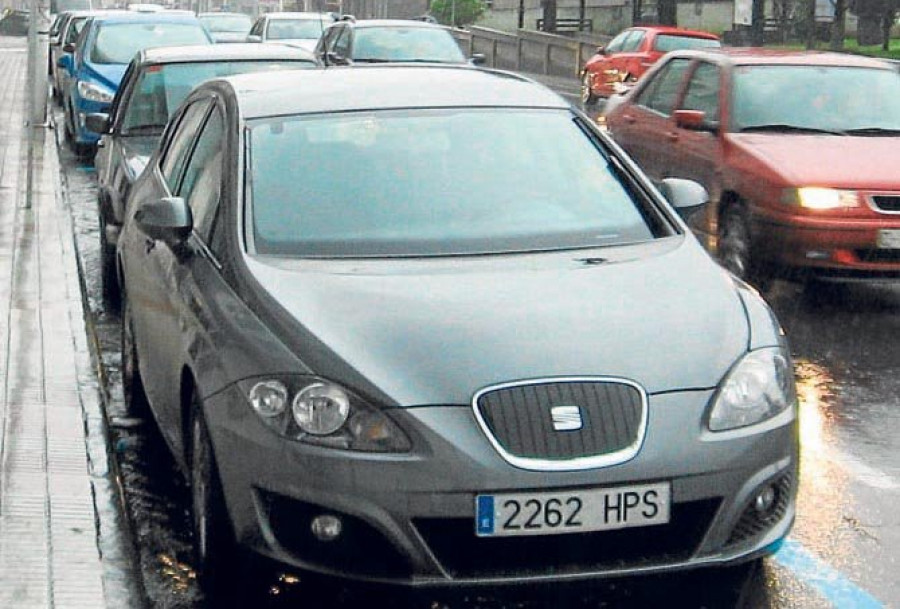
[99,213,120,309]
[718,204,771,290]
[581,72,598,106]
[190,401,240,604]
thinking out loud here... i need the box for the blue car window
[90,22,210,65]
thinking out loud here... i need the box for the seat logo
[551,405,583,431]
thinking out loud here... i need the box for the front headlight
[77,80,114,103]
[782,187,859,210]
[239,377,410,452]
[708,347,796,431]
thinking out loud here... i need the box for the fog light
[310,514,342,542]
[754,485,777,515]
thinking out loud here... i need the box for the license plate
[475,482,671,537]
[877,229,900,249]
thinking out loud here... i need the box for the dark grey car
[116,66,799,598]
[90,43,318,305]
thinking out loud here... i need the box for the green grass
[767,37,900,60]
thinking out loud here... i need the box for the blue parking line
[774,539,883,608]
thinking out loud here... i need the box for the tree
[430,0,486,27]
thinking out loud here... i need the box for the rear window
[121,60,316,134]
[653,34,720,53]
[248,109,663,258]
[266,18,327,40]
[91,22,210,64]
[353,27,465,63]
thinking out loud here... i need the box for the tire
[718,204,771,290]
[121,298,150,417]
[190,400,240,605]
[99,213,120,310]
[581,71,598,106]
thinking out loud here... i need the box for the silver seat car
[116,65,798,598]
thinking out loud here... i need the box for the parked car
[89,43,318,305]
[603,49,900,286]
[247,11,336,51]
[198,11,253,43]
[314,18,477,65]
[49,9,117,102]
[59,11,212,156]
[116,65,798,599]
[580,25,719,104]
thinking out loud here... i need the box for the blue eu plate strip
[476,495,495,536]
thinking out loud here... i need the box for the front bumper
[203,386,798,586]
[752,209,900,278]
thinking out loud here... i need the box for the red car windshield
[731,65,900,134]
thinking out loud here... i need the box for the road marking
[833,451,900,491]
[775,539,883,608]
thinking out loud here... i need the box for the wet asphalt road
[52,103,900,608]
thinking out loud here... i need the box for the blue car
[59,11,212,155]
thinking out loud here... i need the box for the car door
[609,56,692,179]
[124,97,214,450]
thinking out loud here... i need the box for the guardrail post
[516,37,523,71]
[491,38,498,67]
[543,41,551,74]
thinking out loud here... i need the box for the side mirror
[326,51,349,66]
[246,34,262,42]
[673,109,718,133]
[659,178,709,219]
[135,196,193,244]
[85,112,110,135]
[469,53,486,66]
[63,42,75,53]
[596,45,605,55]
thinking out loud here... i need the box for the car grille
[413,498,721,578]
[870,195,900,213]
[726,473,793,547]
[856,249,900,264]
[474,379,646,467]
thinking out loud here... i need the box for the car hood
[244,239,751,406]
[120,135,157,180]
[82,60,127,92]
[728,133,900,189]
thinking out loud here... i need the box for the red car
[603,48,900,286]
[581,26,720,104]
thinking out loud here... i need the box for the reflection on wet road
[56,106,900,607]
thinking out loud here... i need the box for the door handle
[623,114,636,124]
[666,131,679,142]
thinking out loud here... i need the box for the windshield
[249,109,660,258]
[121,60,315,134]
[352,27,466,63]
[266,18,327,40]
[90,22,210,64]
[731,65,900,133]
[200,14,252,33]
[653,34,720,52]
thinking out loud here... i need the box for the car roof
[209,66,568,119]
[87,11,202,25]
[664,47,895,68]
[628,25,719,39]
[339,19,449,29]
[136,42,315,64]
[261,12,334,20]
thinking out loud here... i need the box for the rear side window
[653,34,720,53]
[635,57,691,116]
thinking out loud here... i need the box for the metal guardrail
[453,26,610,78]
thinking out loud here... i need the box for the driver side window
[635,58,690,116]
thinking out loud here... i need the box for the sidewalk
[0,36,139,608]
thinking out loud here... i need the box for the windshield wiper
[353,58,390,63]
[841,127,900,136]
[739,124,844,135]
